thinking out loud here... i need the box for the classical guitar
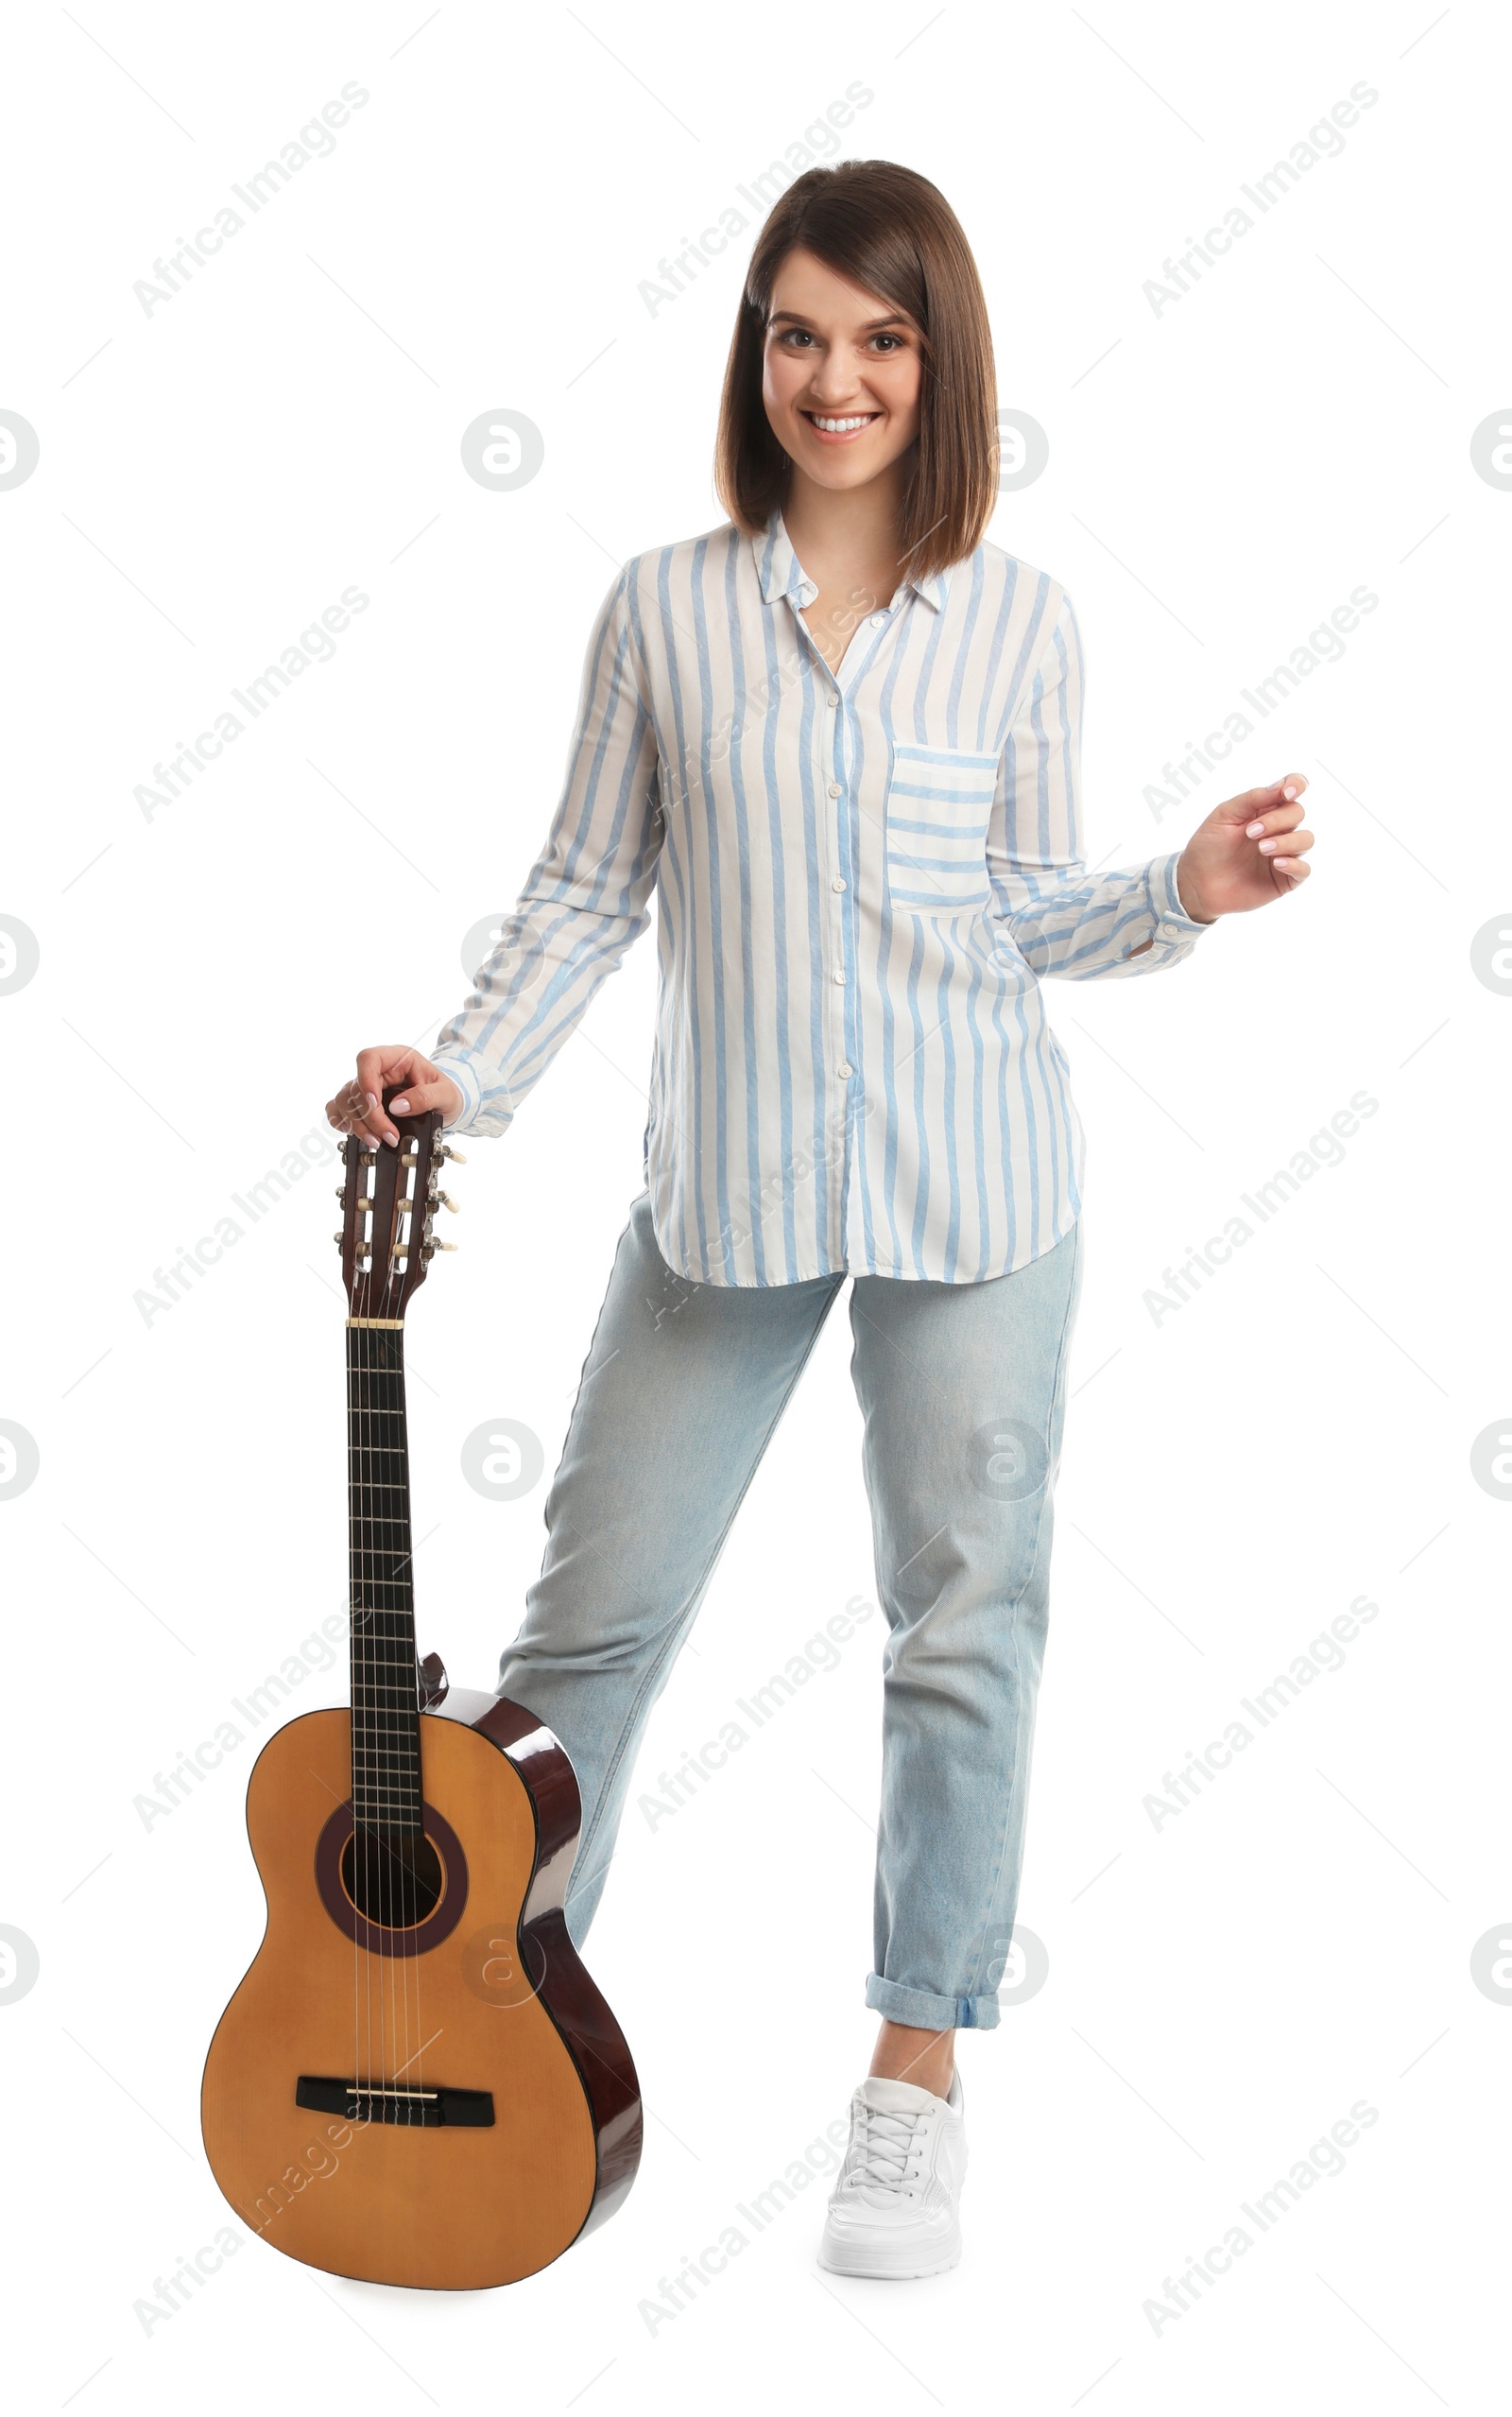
[201,1094,641,2288]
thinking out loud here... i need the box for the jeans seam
[960,1215,1082,2005]
[567,1266,846,1899]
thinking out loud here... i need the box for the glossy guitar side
[201,1689,641,2288]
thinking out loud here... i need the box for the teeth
[811,414,875,433]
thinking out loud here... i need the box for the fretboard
[346,1323,421,1831]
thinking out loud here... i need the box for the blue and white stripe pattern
[433,508,1211,1287]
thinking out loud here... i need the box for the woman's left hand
[1175,773,1314,923]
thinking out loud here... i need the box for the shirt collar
[752,507,953,614]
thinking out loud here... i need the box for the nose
[804,351,866,408]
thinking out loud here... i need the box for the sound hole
[340,1826,445,1929]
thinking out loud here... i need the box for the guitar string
[355,1139,378,2128]
[359,1143,387,2129]
[383,1160,409,2128]
[397,1140,418,2123]
[348,1132,364,2125]
[406,1142,425,2125]
[387,1134,420,2124]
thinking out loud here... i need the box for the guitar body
[201,1685,641,2289]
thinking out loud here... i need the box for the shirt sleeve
[430,561,663,1135]
[988,591,1214,980]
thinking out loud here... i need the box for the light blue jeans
[498,1194,1084,2031]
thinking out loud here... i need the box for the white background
[3,2,1508,2410]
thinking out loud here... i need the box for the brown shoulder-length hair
[714,160,999,581]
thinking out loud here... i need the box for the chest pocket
[885,743,1000,915]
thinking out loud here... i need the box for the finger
[1256,825,1314,857]
[1224,772,1308,821]
[1271,857,1311,887]
[387,1075,460,1121]
[323,1079,387,1149]
[353,1048,402,1148]
[1243,801,1306,837]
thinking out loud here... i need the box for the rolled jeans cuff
[865,1973,1001,2033]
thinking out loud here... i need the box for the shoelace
[846,2100,931,2193]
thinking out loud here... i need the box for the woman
[325,160,1313,2280]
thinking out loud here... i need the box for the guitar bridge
[296,2075,494,2128]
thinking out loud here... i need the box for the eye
[775,327,816,348]
[869,333,906,353]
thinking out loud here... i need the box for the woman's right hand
[325,1045,463,1149]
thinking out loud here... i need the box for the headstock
[335,1085,466,1321]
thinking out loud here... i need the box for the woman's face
[761,247,923,498]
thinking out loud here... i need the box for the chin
[792,439,912,490]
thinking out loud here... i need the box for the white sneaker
[818,2071,967,2279]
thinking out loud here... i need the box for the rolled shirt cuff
[428,1044,514,1137]
[1153,849,1216,939]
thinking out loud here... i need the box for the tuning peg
[333,1231,344,1246]
[434,1191,460,1214]
[335,1186,346,1204]
[433,1237,458,1252]
[438,1144,468,1165]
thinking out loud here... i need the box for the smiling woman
[325,153,1315,2289]
[717,158,999,609]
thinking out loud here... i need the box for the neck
[780,458,910,588]
[346,1319,421,1832]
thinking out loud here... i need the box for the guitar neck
[346,1320,422,1832]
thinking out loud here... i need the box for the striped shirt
[432,508,1212,1287]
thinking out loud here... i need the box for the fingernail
[383,1131,397,1148]
[1282,782,1299,800]
[1246,820,1265,837]
[391,1097,409,1114]
[1260,837,1278,853]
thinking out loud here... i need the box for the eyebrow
[767,308,914,333]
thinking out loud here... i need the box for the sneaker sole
[817,2228,962,2282]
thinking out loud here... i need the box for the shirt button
[869,612,887,628]
[838,1062,853,1079]
[826,694,838,709]
[827,783,841,798]
[832,875,846,892]
[832,969,845,985]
